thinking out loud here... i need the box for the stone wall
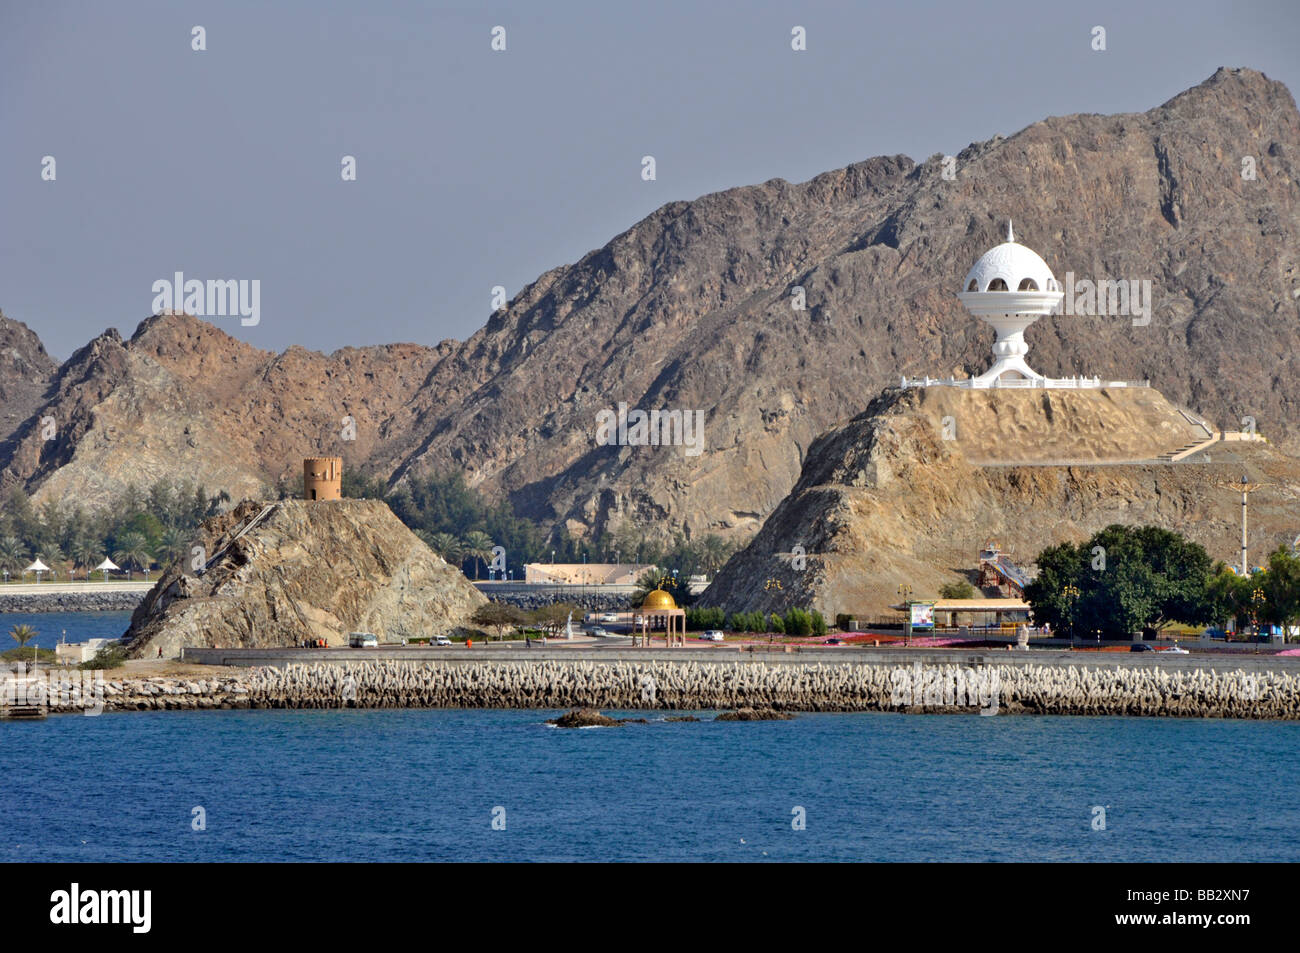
[0,590,144,614]
[39,658,1300,719]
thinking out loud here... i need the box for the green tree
[157,527,189,566]
[0,536,27,575]
[427,532,464,566]
[69,537,103,575]
[1024,525,1217,638]
[1261,547,1300,634]
[9,623,37,649]
[112,532,154,573]
[470,601,526,641]
[461,531,495,579]
[529,602,578,639]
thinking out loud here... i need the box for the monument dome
[641,588,678,611]
[961,222,1060,294]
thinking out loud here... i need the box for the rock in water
[123,499,487,657]
[714,707,794,721]
[548,708,625,728]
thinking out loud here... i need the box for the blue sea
[2,611,131,651]
[4,610,1299,862]
[3,706,1299,862]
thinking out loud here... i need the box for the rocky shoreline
[0,591,145,614]
[21,658,1300,719]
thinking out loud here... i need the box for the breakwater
[28,658,1300,718]
[0,590,146,614]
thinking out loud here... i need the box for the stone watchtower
[303,456,342,501]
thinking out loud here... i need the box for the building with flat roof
[523,562,656,586]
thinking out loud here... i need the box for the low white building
[55,638,113,665]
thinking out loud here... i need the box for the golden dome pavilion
[641,588,678,611]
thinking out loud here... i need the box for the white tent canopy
[25,559,50,573]
[95,558,120,572]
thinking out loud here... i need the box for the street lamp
[1251,587,1265,639]
[898,584,913,644]
[1062,585,1080,646]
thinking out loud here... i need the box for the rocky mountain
[1,313,446,506]
[4,67,1299,550]
[123,498,486,656]
[701,386,1300,619]
[0,311,57,448]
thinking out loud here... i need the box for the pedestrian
[157,646,162,658]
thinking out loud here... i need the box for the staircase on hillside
[198,503,278,575]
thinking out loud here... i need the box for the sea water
[2,705,1298,862]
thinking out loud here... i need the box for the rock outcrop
[123,499,487,657]
[0,311,57,449]
[703,386,1300,618]
[4,68,1299,548]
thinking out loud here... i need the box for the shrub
[784,607,813,636]
[80,645,126,670]
[686,606,725,631]
[810,611,828,638]
[768,613,785,634]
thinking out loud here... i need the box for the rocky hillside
[0,311,57,449]
[123,498,486,657]
[701,386,1300,619]
[1,314,445,505]
[4,67,1299,548]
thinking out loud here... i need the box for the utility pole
[1214,475,1269,575]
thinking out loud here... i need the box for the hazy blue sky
[3,0,1298,360]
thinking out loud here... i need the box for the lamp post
[898,583,913,644]
[1251,586,1265,639]
[1063,585,1080,647]
[1214,475,1269,575]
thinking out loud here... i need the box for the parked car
[601,613,619,623]
[433,636,453,646]
[1129,643,1152,653]
[348,632,379,648]
[700,630,724,642]
[1157,645,1190,654]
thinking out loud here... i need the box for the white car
[700,631,725,642]
[601,613,619,623]
[1157,645,1190,654]
[433,636,453,646]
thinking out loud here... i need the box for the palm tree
[461,531,494,580]
[34,542,65,580]
[69,537,103,579]
[9,623,37,649]
[427,532,463,566]
[157,527,188,566]
[113,532,153,573]
[0,536,27,577]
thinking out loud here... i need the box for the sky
[2,0,1298,361]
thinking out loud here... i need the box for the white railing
[901,376,1150,390]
